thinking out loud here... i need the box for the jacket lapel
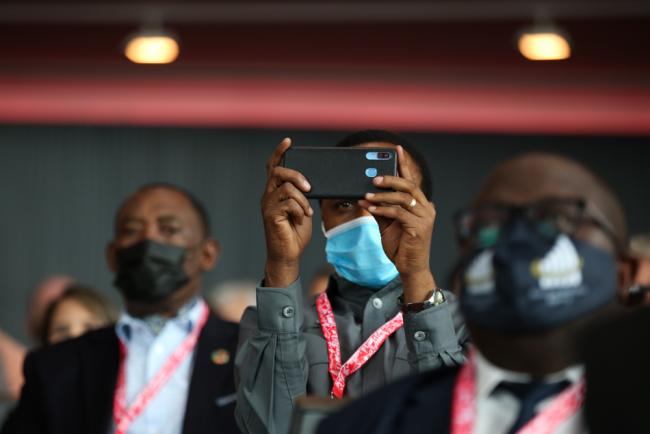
[182,313,238,434]
[80,327,120,433]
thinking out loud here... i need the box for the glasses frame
[454,197,625,255]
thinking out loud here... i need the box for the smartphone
[282,147,397,199]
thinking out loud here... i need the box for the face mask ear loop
[321,222,329,238]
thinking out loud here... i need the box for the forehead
[116,187,200,226]
[475,159,590,206]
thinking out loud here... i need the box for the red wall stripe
[1,77,649,135]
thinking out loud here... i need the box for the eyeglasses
[454,197,624,254]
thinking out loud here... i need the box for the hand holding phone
[357,145,437,303]
[261,138,314,288]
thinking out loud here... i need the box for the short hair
[40,284,118,345]
[336,130,433,200]
[117,183,212,237]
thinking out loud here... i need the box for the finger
[266,138,292,176]
[373,175,428,205]
[281,197,309,226]
[273,182,313,217]
[363,192,427,217]
[287,198,310,226]
[396,145,416,183]
[267,166,312,194]
[365,205,420,237]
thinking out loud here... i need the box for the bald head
[475,152,627,248]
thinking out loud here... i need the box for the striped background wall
[0,124,648,343]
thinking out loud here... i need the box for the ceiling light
[124,30,179,64]
[517,24,571,61]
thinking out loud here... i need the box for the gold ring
[409,198,417,208]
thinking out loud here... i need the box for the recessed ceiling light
[124,30,179,64]
[517,24,571,61]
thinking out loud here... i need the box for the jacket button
[372,298,383,309]
[282,306,295,318]
[414,331,427,341]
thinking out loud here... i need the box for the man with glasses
[318,152,635,434]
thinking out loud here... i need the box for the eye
[160,225,181,237]
[118,226,139,237]
[335,200,355,210]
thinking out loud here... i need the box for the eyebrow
[117,217,145,227]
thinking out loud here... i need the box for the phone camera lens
[378,152,390,159]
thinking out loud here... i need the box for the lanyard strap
[113,301,210,434]
[451,353,585,434]
[316,292,404,399]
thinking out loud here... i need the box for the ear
[106,242,118,273]
[199,238,220,272]
[616,255,639,305]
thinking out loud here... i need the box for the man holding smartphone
[235,130,469,434]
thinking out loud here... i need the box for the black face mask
[113,240,190,303]
[459,216,617,334]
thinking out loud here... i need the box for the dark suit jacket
[583,308,650,434]
[317,366,459,434]
[1,312,239,434]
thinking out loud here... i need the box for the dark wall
[1,124,648,343]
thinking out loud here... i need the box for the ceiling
[1,1,649,133]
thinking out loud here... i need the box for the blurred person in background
[0,332,23,403]
[318,152,634,434]
[626,233,650,304]
[236,131,468,434]
[205,279,256,324]
[2,184,240,434]
[40,285,118,345]
[26,276,73,344]
[0,275,73,403]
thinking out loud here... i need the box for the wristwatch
[398,288,446,313]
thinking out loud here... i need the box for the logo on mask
[530,236,584,290]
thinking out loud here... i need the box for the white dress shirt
[473,351,586,434]
[113,298,205,434]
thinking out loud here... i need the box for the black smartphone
[282,147,397,199]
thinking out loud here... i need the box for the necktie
[498,379,570,434]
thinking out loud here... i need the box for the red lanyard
[316,292,404,399]
[112,301,210,434]
[451,352,585,434]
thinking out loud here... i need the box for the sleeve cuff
[256,278,303,333]
[403,292,460,356]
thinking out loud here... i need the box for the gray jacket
[234,276,469,434]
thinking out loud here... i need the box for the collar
[474,350,584,401]
[116,297,205,343]
[321,274,402,321]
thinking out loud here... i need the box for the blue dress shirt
[113,298,206,434]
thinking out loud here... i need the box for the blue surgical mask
[323,216,399,289]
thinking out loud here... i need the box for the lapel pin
[211,349,231,365]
